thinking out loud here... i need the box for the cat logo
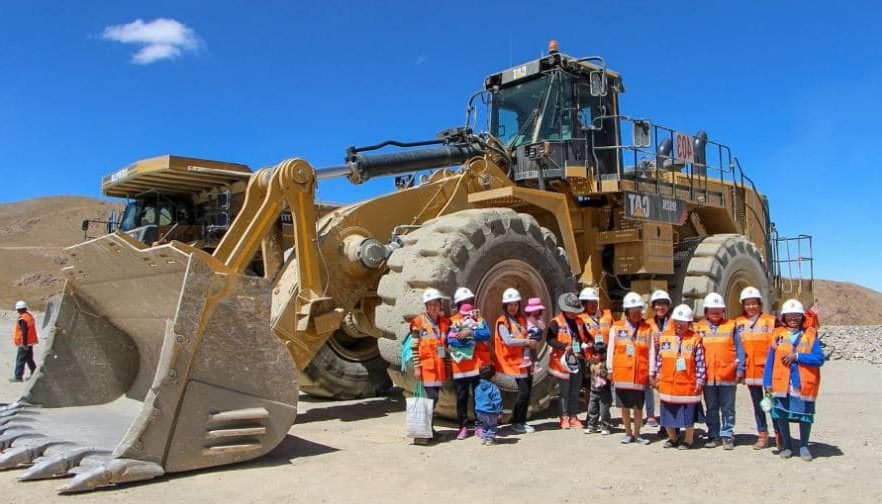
[628,193,651,218]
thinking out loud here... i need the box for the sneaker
[621,435,634,444]
[511,423,528,433]
[646,417,659,428]
[456,427,468,440]
[559,417,571,430]
[522,424,535,433]
[569,417,584,429]
[779,448,793,459]
[799,447,813,461]
[636,436,650,446]
[601,428,611,436]
[722,437,735,450]
[704,438,721,448]
[483,438,496,446]
[583,425,597,434]
[475,427,484,439]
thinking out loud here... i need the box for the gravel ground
[820,326,882,365]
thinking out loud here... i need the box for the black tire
[676,234,773,314]
[298,330,392,400]
[375,208,576,419]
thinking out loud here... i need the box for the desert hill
[0,196,878,324]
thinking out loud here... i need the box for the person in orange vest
[608,291,654,445]
[735,286,779,450]
[447,287,491,440]
[11,300,38,382]
[494,288,537,434]
[651,304,706,450]
[410,288,451,415]
[764,299,824,461]
[645,289,672,430]
[546,292,591,430]
[694,292,745,450]
[578,287,613,345]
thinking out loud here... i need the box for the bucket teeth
[58,459,165,494]
[0,441,53,470]
[18,448,97,481]
[0,432,42,451]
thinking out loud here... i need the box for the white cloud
[102,18,201,64]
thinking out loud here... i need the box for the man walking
[11,300,38,382]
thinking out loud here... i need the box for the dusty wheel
[676,234,773,314]
[375,208,576,419]
[298,329,392,399]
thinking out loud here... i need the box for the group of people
[408,285,823,461]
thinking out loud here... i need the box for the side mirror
[633,120,651,148]
[81,219,89,232]
[589,71,607,97]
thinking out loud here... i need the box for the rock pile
[821,326,882,365]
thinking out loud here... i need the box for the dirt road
[0,313,879,503]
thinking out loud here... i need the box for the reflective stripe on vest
[610,319,652,390]
[14,311,38,346]
[657,329,702,404]
[448,312,490,379]
[736,313,776,386]
[411,314,450,386]
[770,327,821,402]
[695,319,737,385]
[494,315,529,378]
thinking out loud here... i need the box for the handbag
[405,381,434,439]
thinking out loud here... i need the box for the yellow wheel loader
[0,41,813,492]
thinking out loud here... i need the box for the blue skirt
[770,395,816,423]
[659,401,703,428]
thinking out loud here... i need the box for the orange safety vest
[548,313,592,379]
[736,313,777,386]
[610,319,652,390]
[769,327,821,402]
[694,319,738,385]
[647,316,671,351]
[14,311,38,346]
[657,328,703,404]
[579,309,613,344]
[494,314,530,378]
[410,313,450,387]
[448,312,491,379]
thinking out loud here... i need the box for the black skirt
[615,389,645,409]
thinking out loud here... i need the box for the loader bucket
[0,233,298,493]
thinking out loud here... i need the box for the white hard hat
[780,298,805,316]
[453,287,475,304]
[739,286,763,303]
[502,288,522,304]
[703,292,726,310]
[622,291,644,309]
[422,288,445,304]
[579,287,600,301]
[671,304,694,322]
[650,290,672,304]
[14,300,27,310]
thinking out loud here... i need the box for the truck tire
[375,208,577,420]
[299,330,392,399]
[675,234,773,314]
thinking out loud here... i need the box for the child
[447,303,480,362]
[523,297,546,373]
[474,364,503,445]
[585,340,612,435]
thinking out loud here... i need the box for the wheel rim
[474,258,552,358]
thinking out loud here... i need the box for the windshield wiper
[507,108,539,147]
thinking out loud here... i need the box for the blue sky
[1,1,880,290]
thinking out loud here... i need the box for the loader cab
[118,194,194,244]
[486,47,623,186]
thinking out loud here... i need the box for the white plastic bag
[405,396,434,439]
